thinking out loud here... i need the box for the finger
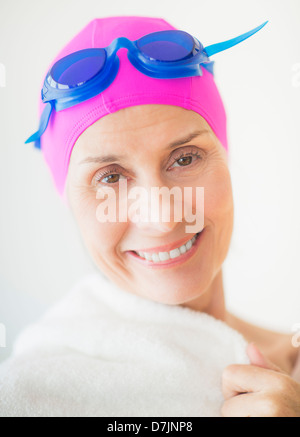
[221,393,274,417]
[247,342,283,373]
[222,363,283,399]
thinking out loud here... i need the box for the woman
[1,15,299,417]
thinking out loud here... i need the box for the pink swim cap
[37,16,228,201]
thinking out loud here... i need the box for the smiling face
[66,104,234,308]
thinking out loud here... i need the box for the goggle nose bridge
[107,36,140,57]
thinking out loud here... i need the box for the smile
[126,229,204,269]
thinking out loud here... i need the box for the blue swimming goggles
[25,21,268,148]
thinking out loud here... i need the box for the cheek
[71,190,127,256]
[202,166,234,261]
[203,165,233,222]
[195,166,233,269]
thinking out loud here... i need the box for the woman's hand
[221,342,300,417]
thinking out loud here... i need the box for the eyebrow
[79,129,209,165]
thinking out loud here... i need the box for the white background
[0,0,299,362]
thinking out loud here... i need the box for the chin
[135,278,209,306]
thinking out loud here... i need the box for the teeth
[186,239,192,250]
[179,244,186,255]
[135,232,200,263]
[144,252,153,261]
[169,248,181,259]
[152,253,160,263]
[159,252,170,261]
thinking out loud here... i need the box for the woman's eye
[174,156,193,166]
[94,168,126,185]
[102,174,121,184]
[170,151,202,169]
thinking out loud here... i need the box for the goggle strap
[24,102,54,147]
[204,21,268,58]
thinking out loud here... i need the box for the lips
[129,232,200,255]
[126,228,204,269]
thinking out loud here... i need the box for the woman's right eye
[93,166,127,185]
[95,173,127,185]
[101,174,121,184]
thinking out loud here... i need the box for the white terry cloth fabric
[0,273,249,417]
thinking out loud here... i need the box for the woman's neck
[180,268,227,321]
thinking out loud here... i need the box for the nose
[127,182,182,235]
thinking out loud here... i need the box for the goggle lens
[136,30,195,61]
[50,49,106,88]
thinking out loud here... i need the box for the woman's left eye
[169,151,202,169]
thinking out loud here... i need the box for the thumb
[246,342,283,373]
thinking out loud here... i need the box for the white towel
[0,273,249,417]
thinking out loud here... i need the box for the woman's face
[66,105,233,306]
